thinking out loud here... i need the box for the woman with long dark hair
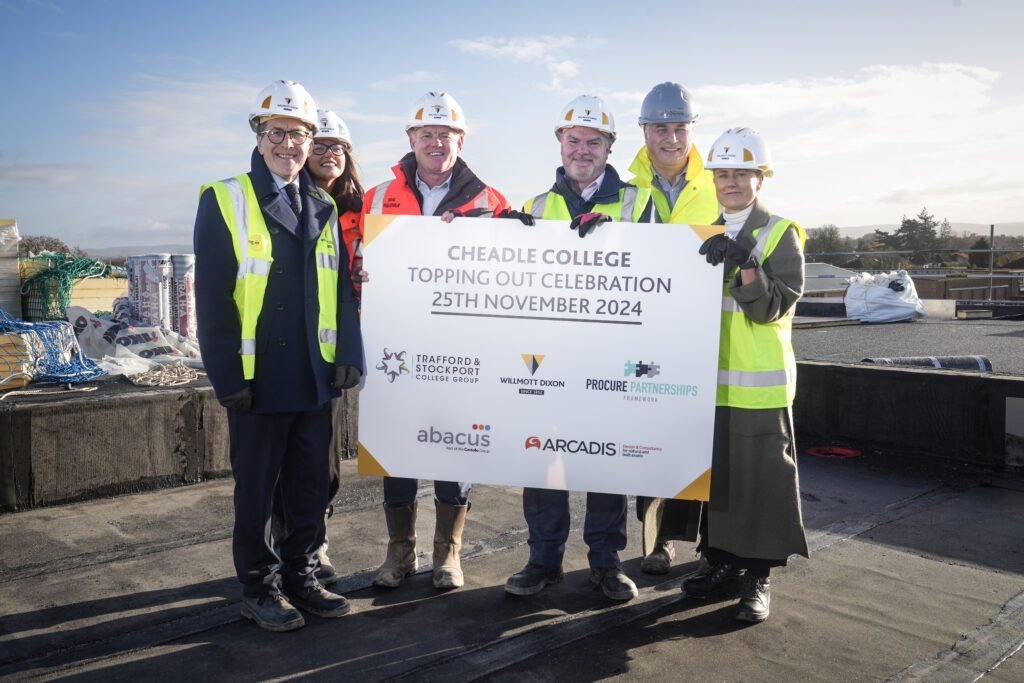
[308,109,365,296]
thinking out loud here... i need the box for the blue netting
[0,306,106,384]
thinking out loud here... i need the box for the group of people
[193,79,809,633]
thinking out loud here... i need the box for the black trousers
[227,403,331,598]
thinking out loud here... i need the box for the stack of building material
[0,220,20,319]
[0,308,102,390]
[0,329,42,389]
[19,254,127,321]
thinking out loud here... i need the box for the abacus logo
[417,423,491,453]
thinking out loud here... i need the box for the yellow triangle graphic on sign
[689,224,724,241]
[358,443,391,476]
[363,214,397,248]
[673,468,711,501]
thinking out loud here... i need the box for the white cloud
[370,71,442,91]
[26,0,62,13]
[695,63,1005,158]
[675,63,1024,226]
[0,160,92,185]
[449,35,582,92]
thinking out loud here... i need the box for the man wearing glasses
[194,80,363,632]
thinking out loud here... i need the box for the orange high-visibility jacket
[362,153,510,219]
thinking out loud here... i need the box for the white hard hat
[556,95,615,140]
[315,109,352,145]
[705,127,773,177]
[249,80,318,132]
[406,91,466,133]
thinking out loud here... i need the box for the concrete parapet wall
[794,361,1024,468]
[0,383,360,512]
[0,386,230,511]
[2,364,1018,512]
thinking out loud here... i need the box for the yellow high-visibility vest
[199,174,340,379]
[717,215,806,408]
[523,185,651,222]
[627,146,718,224]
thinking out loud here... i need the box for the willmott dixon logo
[522,354,544,375]
[376,348,409,383]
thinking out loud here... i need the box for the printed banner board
[357,215,724,500]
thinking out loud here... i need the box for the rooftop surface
[1,447,1022,681]
[794,316,1024,377]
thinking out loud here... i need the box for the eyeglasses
[259,128,312,144]
[312,142,350,156]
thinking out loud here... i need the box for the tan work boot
[432,500,469,588]
[641,540,675,575]
[373,502,418,588]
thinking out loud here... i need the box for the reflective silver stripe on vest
[319,329,337,345]
[620,186,638,221]
[472,189,493,215]
[240,339,256,355]
[241,260,270,276]
[718,367,792,388]
[720,215,790,313]
[529,192,549,218]
[369,180,393,214]
[219,177,252,280]
[750,215,787,261]
[317,253,339,270]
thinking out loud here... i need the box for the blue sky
[2,0,1022,249]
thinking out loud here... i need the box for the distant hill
[84,244,193,259]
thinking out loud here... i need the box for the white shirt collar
[579,171,605,202]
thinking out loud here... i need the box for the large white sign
[357,215,723,500]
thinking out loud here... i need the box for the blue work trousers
[523,487,628,569]
[383,477,471,507]
[227,404,330,598]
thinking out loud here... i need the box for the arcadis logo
[419,423,492,453]
[375,348,409,383]
[524,435,616,456]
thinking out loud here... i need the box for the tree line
[804,208,1024,270]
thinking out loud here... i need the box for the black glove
[333,365,362,389]
[698,233,751,266]
[496,208,536,226]
[888,280,905,292]
[446,207,491,218]
[569,212,612,238]
[219,387,252,411]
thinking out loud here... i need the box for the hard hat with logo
[705,127,773,177]
[556,94,616,140]
[249,80,318,132]
[315,109,352,145]
[638,82,698,126]
[406,91,466,133]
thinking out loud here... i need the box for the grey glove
[333,365,362,389]
[219,387,252,411]
[698,233,751,266]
